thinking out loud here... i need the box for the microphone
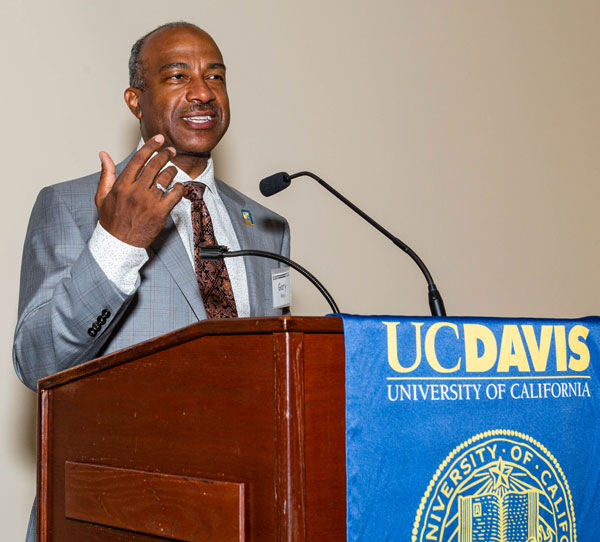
[200,245,340,314]
[259,171,446,317]
[260,172,291,196]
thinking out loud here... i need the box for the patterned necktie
[182,181,238,319]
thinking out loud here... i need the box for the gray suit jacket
[14,155,289,542]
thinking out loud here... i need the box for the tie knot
[182,181,207,201]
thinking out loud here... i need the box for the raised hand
[95,134,185,248]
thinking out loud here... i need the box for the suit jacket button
[97,315,106,325]
[91,322,101,331]
[88,328,97,337]
[102,309,111,318]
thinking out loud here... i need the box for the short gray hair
[128,21,202,90]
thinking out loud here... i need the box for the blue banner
[341,315,600,541]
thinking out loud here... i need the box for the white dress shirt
[89,151,250,318]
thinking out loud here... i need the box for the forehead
[141,27,224,71]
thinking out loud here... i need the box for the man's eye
[168,73,184,80]
[207,74,224,81]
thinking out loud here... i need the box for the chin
[174,133,222,152]
[173,144,214,158]
[178,137,215,151]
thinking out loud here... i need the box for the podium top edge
[37,316,343,391]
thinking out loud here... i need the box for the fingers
[95,151,116,208]
[153,165,178,192]
[120,134,166,182]
[162,181,185,212]
[141,147,176,188]
[94,134,187,248]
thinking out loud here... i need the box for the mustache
[180,103,218,116]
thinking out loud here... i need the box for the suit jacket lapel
[149,216,207,320]
[217,180,265,317]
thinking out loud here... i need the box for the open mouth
[182,115,213,124]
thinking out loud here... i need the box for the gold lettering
[568,325,590,371]
[426,524,439,540]
[541,470,551,485]
[521,325,552,371]
[510,445,522,461]
[440,482,452,499]
[498,325,530,372]
[432,495,444,512]
[383,322,422,373]
[449,469,462,485]
[464,324,497,372]
[425,322,461,373]
[554,326,567,371]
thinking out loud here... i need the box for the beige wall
[2,0,599,538]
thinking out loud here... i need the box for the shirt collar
[136,137,216,194]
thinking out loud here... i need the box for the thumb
[95,151,116,209]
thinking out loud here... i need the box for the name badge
[271,267,291,309]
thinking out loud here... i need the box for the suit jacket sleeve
[13,185,137,391]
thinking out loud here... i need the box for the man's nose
[186,77,214,103]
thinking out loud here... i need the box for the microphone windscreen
[260,172,291,196]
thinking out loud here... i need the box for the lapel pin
[241,209,254,226]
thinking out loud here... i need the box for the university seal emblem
[412,430,576,542]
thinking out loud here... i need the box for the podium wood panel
[37,317,345,541]
[65,462,244,540]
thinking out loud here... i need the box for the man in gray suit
[13,22,289,541]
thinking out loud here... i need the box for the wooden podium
[37,317,346,541]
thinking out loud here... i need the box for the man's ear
[124,88,143,119]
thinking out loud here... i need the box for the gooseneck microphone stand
[260,171,446,317]
[201,245,340,314]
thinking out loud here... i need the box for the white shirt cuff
[89,222,149,295]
